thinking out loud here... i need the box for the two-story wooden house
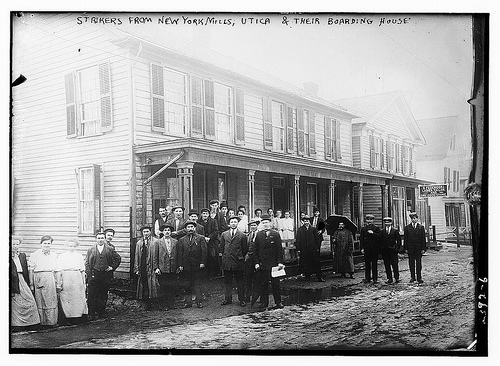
[12,14,427,277]
[335,92,430,231]
[416,116,471,242]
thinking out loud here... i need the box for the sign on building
[418,184,448,198]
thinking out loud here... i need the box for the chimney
[303,81,319,96]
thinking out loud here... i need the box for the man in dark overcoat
[380,217,402,284]
[177,221,207,308]
[296,215,325,282]
[199,207,220,278]
[252,215,285,309]
[220,216,249,307]
[244,219,260,302]
[403,212,426,283]
[152,224,179,310]
[85,231,121,320]
[332,222,355,278]
[360,214,382,284]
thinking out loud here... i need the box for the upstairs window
[164,68,187,135]
[387,142,395,171]
[65,63,113,137]
[271,101,285,152]
[324,117,342,162]
[370,135,381,169]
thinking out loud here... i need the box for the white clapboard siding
[13,14,133,275]
[374,104,413,141]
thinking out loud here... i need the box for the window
[395,144,402,173]
[387,141,396,171]
[444,167,451,189]
[403,146,410,175]
[151,64,243,144]
[77,165,102,235]
[272,101,285,152]
[164,68,187,135]
[370,135,381,169]
[453,170,460,192]
[65,63,113,137]
[303,110,310,155]
[324,117,341,161]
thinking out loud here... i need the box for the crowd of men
[11,199,427,331]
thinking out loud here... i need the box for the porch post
[381,184,388,219]
[294,175,300,229]
[358,183,364,225]
[248,170,255,219]
[329,179,336,216]
[176,162,194,211]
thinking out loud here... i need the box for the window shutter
[204,80,215,139]
[65,72,77,137]
[286,106,294,153]
[262,97,273,150]
[191,76,203,137]
[93,164,102,233]
[381,140,386,170]
[409,147,413,176]
[235,89,245,144]
[335,120,342,160]
[297,107,305,155]
[308,111,316,155]
[324,117,332,160]
[402,146,407,174]
[387,142,392,171]
[99,62,113,132]
[151,63,165,132]
[369,134,375,168]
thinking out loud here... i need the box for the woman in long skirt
[11,236,40,330]
[29,235,58,326]
[56,239,88,323]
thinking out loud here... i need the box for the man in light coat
[152,224,178,310]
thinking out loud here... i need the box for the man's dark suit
[177,232,207,306]
[85,244,121,317]
[252,229,283,307]
[359,224,382,282]
[381,226,402,282]
[220,228,248,304]
[403,223,426,282]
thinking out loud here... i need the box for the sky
[159,13,474,138]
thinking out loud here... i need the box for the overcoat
[359,224,382,250]
[296,225,322,274]
[134,237,158,299]
[220,229,249,271]
[177,233,208,272]
[403,223,426,255]
[152,237,178,274]
[332,228,354,273]
[253,229,283,271]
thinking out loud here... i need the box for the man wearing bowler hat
[198,207,220,278]
[177,220,207,308]
[360,214,382,284]
[134,225,156,310]
[381,217,402,284]
[296,214,325,282]
[187,209,206,236]
[403,212,426,283]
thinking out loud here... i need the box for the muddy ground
[11,243,476,352]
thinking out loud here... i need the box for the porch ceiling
[134,139,392,185]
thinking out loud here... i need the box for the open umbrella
[325,214,358,235]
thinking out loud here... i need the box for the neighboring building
[416,116,471,242]
[335,92,430,232]
[12,15,430,277]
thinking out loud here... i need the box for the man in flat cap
[104,228,115,250]
[220,216,249,307]
[187,209,205,236]
[403,212,426,283]
[381,217,402,284]
[360,214,382,284]
[177,221,207,308]
[198,208,220,278]
[85,230,121,320]
[244,218,260,302]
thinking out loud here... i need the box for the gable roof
[334,91,426,145]
[104,24,357,119]
[416,116,464,160]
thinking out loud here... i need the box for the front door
[272,176,288,211]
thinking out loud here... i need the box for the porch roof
[134,138,415,186]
